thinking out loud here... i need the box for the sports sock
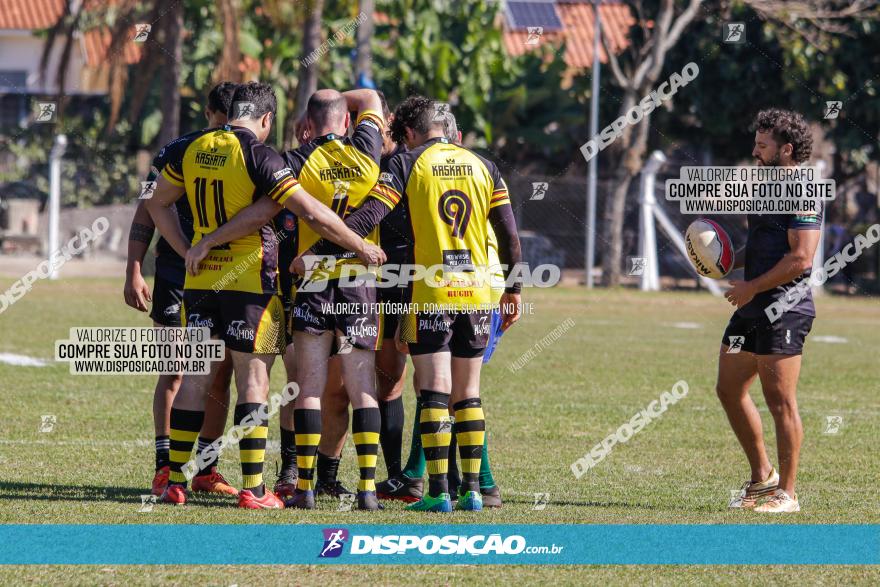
[236,403,268,497]
[155,435,170,471]
[454,398,485,494]
[195,436,219,477]
[379,397,404,477]
[447,425,460,493]
[316,451,340,485]
[401,397,426,478]
[420,390,452,497]
[352,407,381,492]
[168,409,204,486]
[279,426,297,476]
[479,430,496,489]
[294,408,321,491]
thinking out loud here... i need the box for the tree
[598,0,704,287]
[287,0,325,148]
[354,0,375,87]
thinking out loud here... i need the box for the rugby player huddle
[125,81,521,512]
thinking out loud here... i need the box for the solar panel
[506,1,563,32]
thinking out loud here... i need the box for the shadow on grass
[0,481,231,507]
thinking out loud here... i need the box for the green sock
[479,431,496,489]
[401,397,426,478]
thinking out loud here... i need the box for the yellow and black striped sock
[236,403,268,497]
[294,408,321,491]
[168,408,204,486]
[454,398,485,494]
[352,407,380,492]
[420,390,452,497]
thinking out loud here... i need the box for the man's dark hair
[750,109,812,164]
[376,90,391,121]
[390,95,445,144]
[207,82,238,116]
[306,90,347,129]
[228,81,277,119]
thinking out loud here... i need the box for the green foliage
[1,113,141,208]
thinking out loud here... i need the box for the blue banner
[0,524,877,565]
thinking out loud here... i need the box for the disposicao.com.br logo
[319,528,564,557]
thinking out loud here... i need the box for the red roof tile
[503,2,635,69]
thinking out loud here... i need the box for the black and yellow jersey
[284,109,383,280]
[370,137,511,308]
[160,125,302,294]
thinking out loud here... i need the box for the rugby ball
[685,219,734,279]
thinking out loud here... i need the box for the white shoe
[755,488,800,513]
[728,467,779,509]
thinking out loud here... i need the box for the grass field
[0,277,878,584]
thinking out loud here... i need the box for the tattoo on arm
[130,222,155,244]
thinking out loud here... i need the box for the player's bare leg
[315,357,353,498]
[286,331,333,508]
[228,350,277,505]
[754,354,803,512]
[717,346,778,508]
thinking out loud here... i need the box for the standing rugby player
[184,87,388,511]
[301,96,522,512]
[124,82,237,498]
[719,109,821,513]
[146,82,383,509]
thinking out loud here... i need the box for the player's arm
[297,157,405,270]
[284,190,384,264]
[725,225,820,308]
[184,196,281,274]
[143,174,190,259]
[342,89,382,120]
[487,179,523,332]
[124,200,154,312]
